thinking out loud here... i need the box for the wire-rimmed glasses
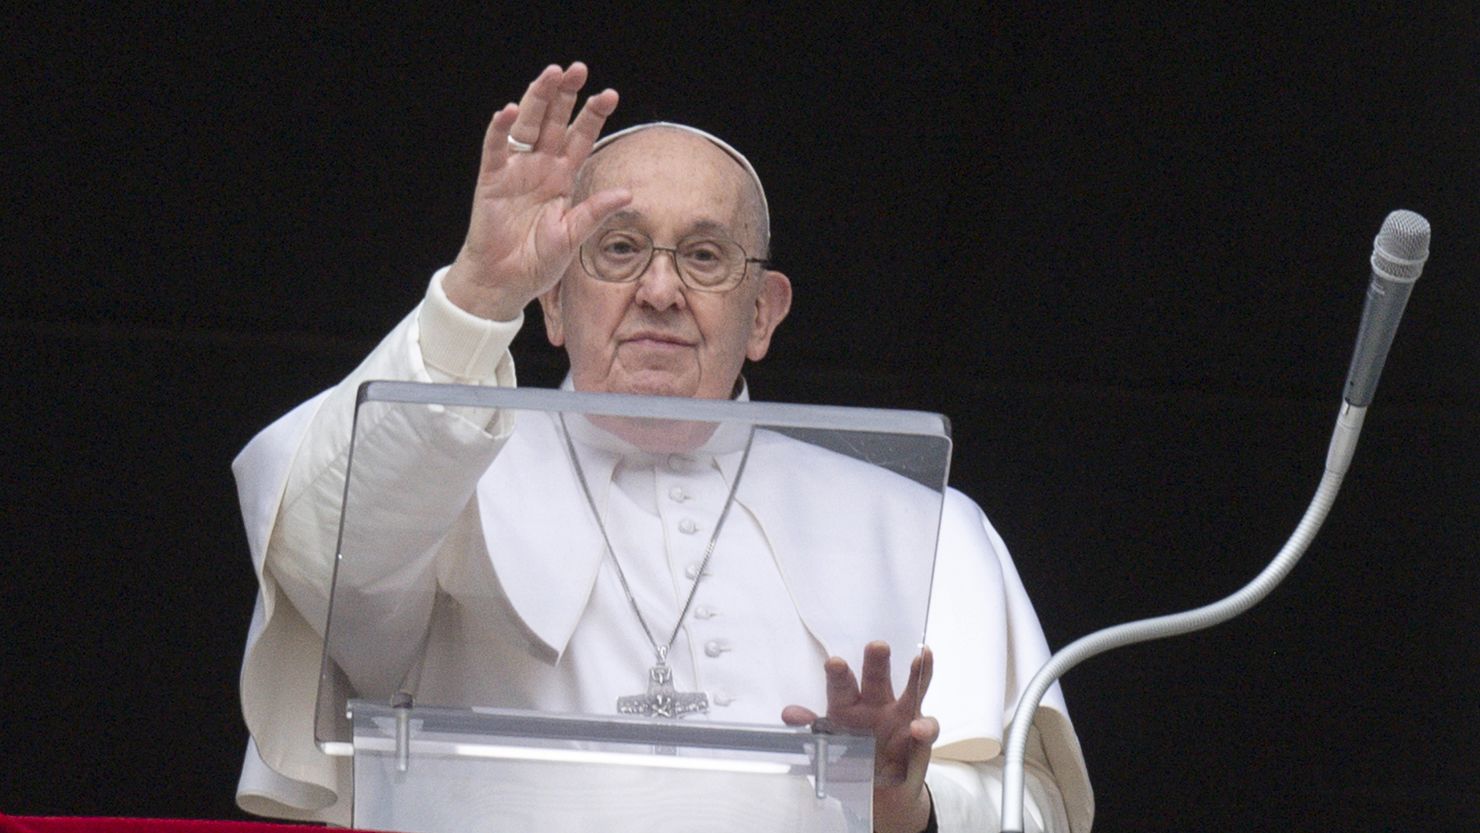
[579,228,766,293]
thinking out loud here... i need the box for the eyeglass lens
[583,230,746,289]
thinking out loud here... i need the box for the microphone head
[1371,209,1431,282]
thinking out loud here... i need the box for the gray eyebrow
[600,211,736,238]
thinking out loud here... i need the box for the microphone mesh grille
[1372,209,1431,281]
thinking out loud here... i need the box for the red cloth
[0,817,337,833]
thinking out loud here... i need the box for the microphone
[1343,210,1431,407]
[998,209,1433,833]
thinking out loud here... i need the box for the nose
[633,248,688,311]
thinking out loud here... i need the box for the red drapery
[0,817,374,833]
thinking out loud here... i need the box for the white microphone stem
[1000,403,1366,832]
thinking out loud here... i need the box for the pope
[233,61,1091,833]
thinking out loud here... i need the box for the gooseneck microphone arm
[999,210,1431,833]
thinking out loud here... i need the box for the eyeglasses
[579,228,766,293]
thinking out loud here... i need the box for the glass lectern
[316,381,951,832]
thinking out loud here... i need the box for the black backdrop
[4,6,1476,831]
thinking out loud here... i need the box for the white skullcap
[590,122,770,231]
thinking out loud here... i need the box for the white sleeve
[927,742,1071,833]
[419,265,524,383]
[235,267,523,822]
[265,268,521,671]
[923,491,1093,833]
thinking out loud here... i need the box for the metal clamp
[391,691,414,773]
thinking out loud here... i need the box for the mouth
[620,331,694,349]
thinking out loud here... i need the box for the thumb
[561,187,632,250]
[780,705,819,726]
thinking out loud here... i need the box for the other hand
[783,642,938,833]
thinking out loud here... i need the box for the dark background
[4,6,1476,831]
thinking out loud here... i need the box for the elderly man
[234,63,1092,832]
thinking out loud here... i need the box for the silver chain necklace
[558,414,755,718]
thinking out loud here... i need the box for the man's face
[539,129,791,399]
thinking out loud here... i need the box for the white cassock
[232,270,1094,833]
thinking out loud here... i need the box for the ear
[745,269,793,362]
[538,281,566,347]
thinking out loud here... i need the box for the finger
[906,716,940,783]
[911,715,940,746]
[510,64,561,145]
[780,705,818,726]
[899,646,934,714]
[858,641,895,705]
[536,62,588,152]
[874,724,917,785]
[876,714,939,785]
[917,646,934,704]
[824,655,860,711]
[563,89,620,162]
[561,187,631,250]
[478,103,520,178]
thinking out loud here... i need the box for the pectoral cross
[617,659,708,718]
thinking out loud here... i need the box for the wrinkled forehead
[587,122,770,231]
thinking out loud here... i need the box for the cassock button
[684,562,711,580]
[694,605,718,619]
[668,486,689,502]
[704,640,731,658]
[712,691,735,706]
[678,518,699,534]
[666,454,693,472]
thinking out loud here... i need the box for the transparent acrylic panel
[317,382,951,750]
[351,702,875,833]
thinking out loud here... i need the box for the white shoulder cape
[231,314,1092,832]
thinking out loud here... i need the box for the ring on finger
[506,136,536,153]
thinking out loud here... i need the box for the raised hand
[782,642,939,833]
[443,62,632,321]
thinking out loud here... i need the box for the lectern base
[347,702,876,833]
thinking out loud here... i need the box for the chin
[624,381,696,398]
[598,372,699,399]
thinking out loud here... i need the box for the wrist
[875,784,934,833]
[919,787,938,833]
[420,268,523,381]
[443,257,528,322]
